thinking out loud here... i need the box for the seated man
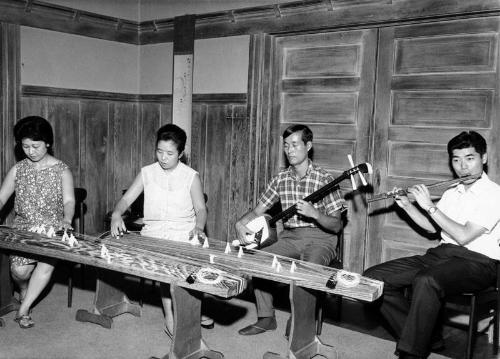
[364,131,500,359]
[235,124,345,335]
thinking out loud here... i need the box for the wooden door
[268,29,378,272]
[366,17,500,268]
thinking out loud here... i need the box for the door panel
[270,29,378,272]
[367,17,500,268]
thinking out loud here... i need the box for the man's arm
[296,199,342,233]
[399,184,486,245]
[394,192,437,233]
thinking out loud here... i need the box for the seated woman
[0,116,75,329]
[110,123,212,337]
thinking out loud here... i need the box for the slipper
[14,314,34,329]
[238,317,277,336]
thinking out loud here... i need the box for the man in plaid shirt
[236,124,345,336]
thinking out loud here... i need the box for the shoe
[238,316,277,335]
[201,316,214,329]
[14,314,34,329]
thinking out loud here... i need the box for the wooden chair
[67,187,87,307]
[444,261,500,359]
[315,222,344,335]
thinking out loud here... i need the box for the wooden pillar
[172,15,195,160]
[0,22,19,179]
[0,22,20,321]
[0,23,19,224]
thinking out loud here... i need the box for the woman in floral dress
[0,116,75,328]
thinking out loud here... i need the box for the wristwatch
[427,206,438,215]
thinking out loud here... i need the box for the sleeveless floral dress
[10,159,68,266]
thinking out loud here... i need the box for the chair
[67,187,87,307]
[443,261,500,359]
[315,222,344,335]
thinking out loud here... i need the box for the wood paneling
[48,99,81,180]
[19,88,171,235]
[261,29,377,272]
[282,93,357,124]
[80,101,108,234]
[394,34,497,74]
[392,90,493,128]
[19,87,248,239]
[0,23,19,179]
[192,101,249,242]
[367,17,500,267]
[284,46,360,78]
[0,23,19,223]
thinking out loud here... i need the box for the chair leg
[139,277,145,307]
[80,264,85,290]
[316,305,323,335]
[67,264,73,308]
[494,302,499,354]
[466,296,477,359]
[332,295,342,321]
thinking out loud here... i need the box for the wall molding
[2,0,500,44]
[22,85,246,103]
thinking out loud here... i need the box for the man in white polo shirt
[364,131,500,359]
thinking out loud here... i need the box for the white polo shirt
[438,173,500,260]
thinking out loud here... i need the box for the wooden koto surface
[108,232,383,302]
[0,227,383,302]
[0,226,245,298]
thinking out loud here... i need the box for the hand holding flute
[393,184,434,211]
[368,174,481,203]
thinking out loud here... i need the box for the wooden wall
[366,17,500,268]
[20,87,170,235]
[19,87,247,239]
[268,30,377,273]
[256,16,500,272]
[191,95,250,242]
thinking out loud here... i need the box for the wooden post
[172,15,195,161]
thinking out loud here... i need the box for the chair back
[73,188,87,234]
[332,209,347,269]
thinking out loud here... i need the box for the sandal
[14,314,34,329]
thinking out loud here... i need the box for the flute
[368,174,481,203]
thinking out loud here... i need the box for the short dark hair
[447,131,487,157]
[14,116,54,155]
[156,124,187,154]
[282,124,313,144]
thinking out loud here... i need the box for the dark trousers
[364,244,496,357]
[254,227,337,318]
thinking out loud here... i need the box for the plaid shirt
[258,160,344,228]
